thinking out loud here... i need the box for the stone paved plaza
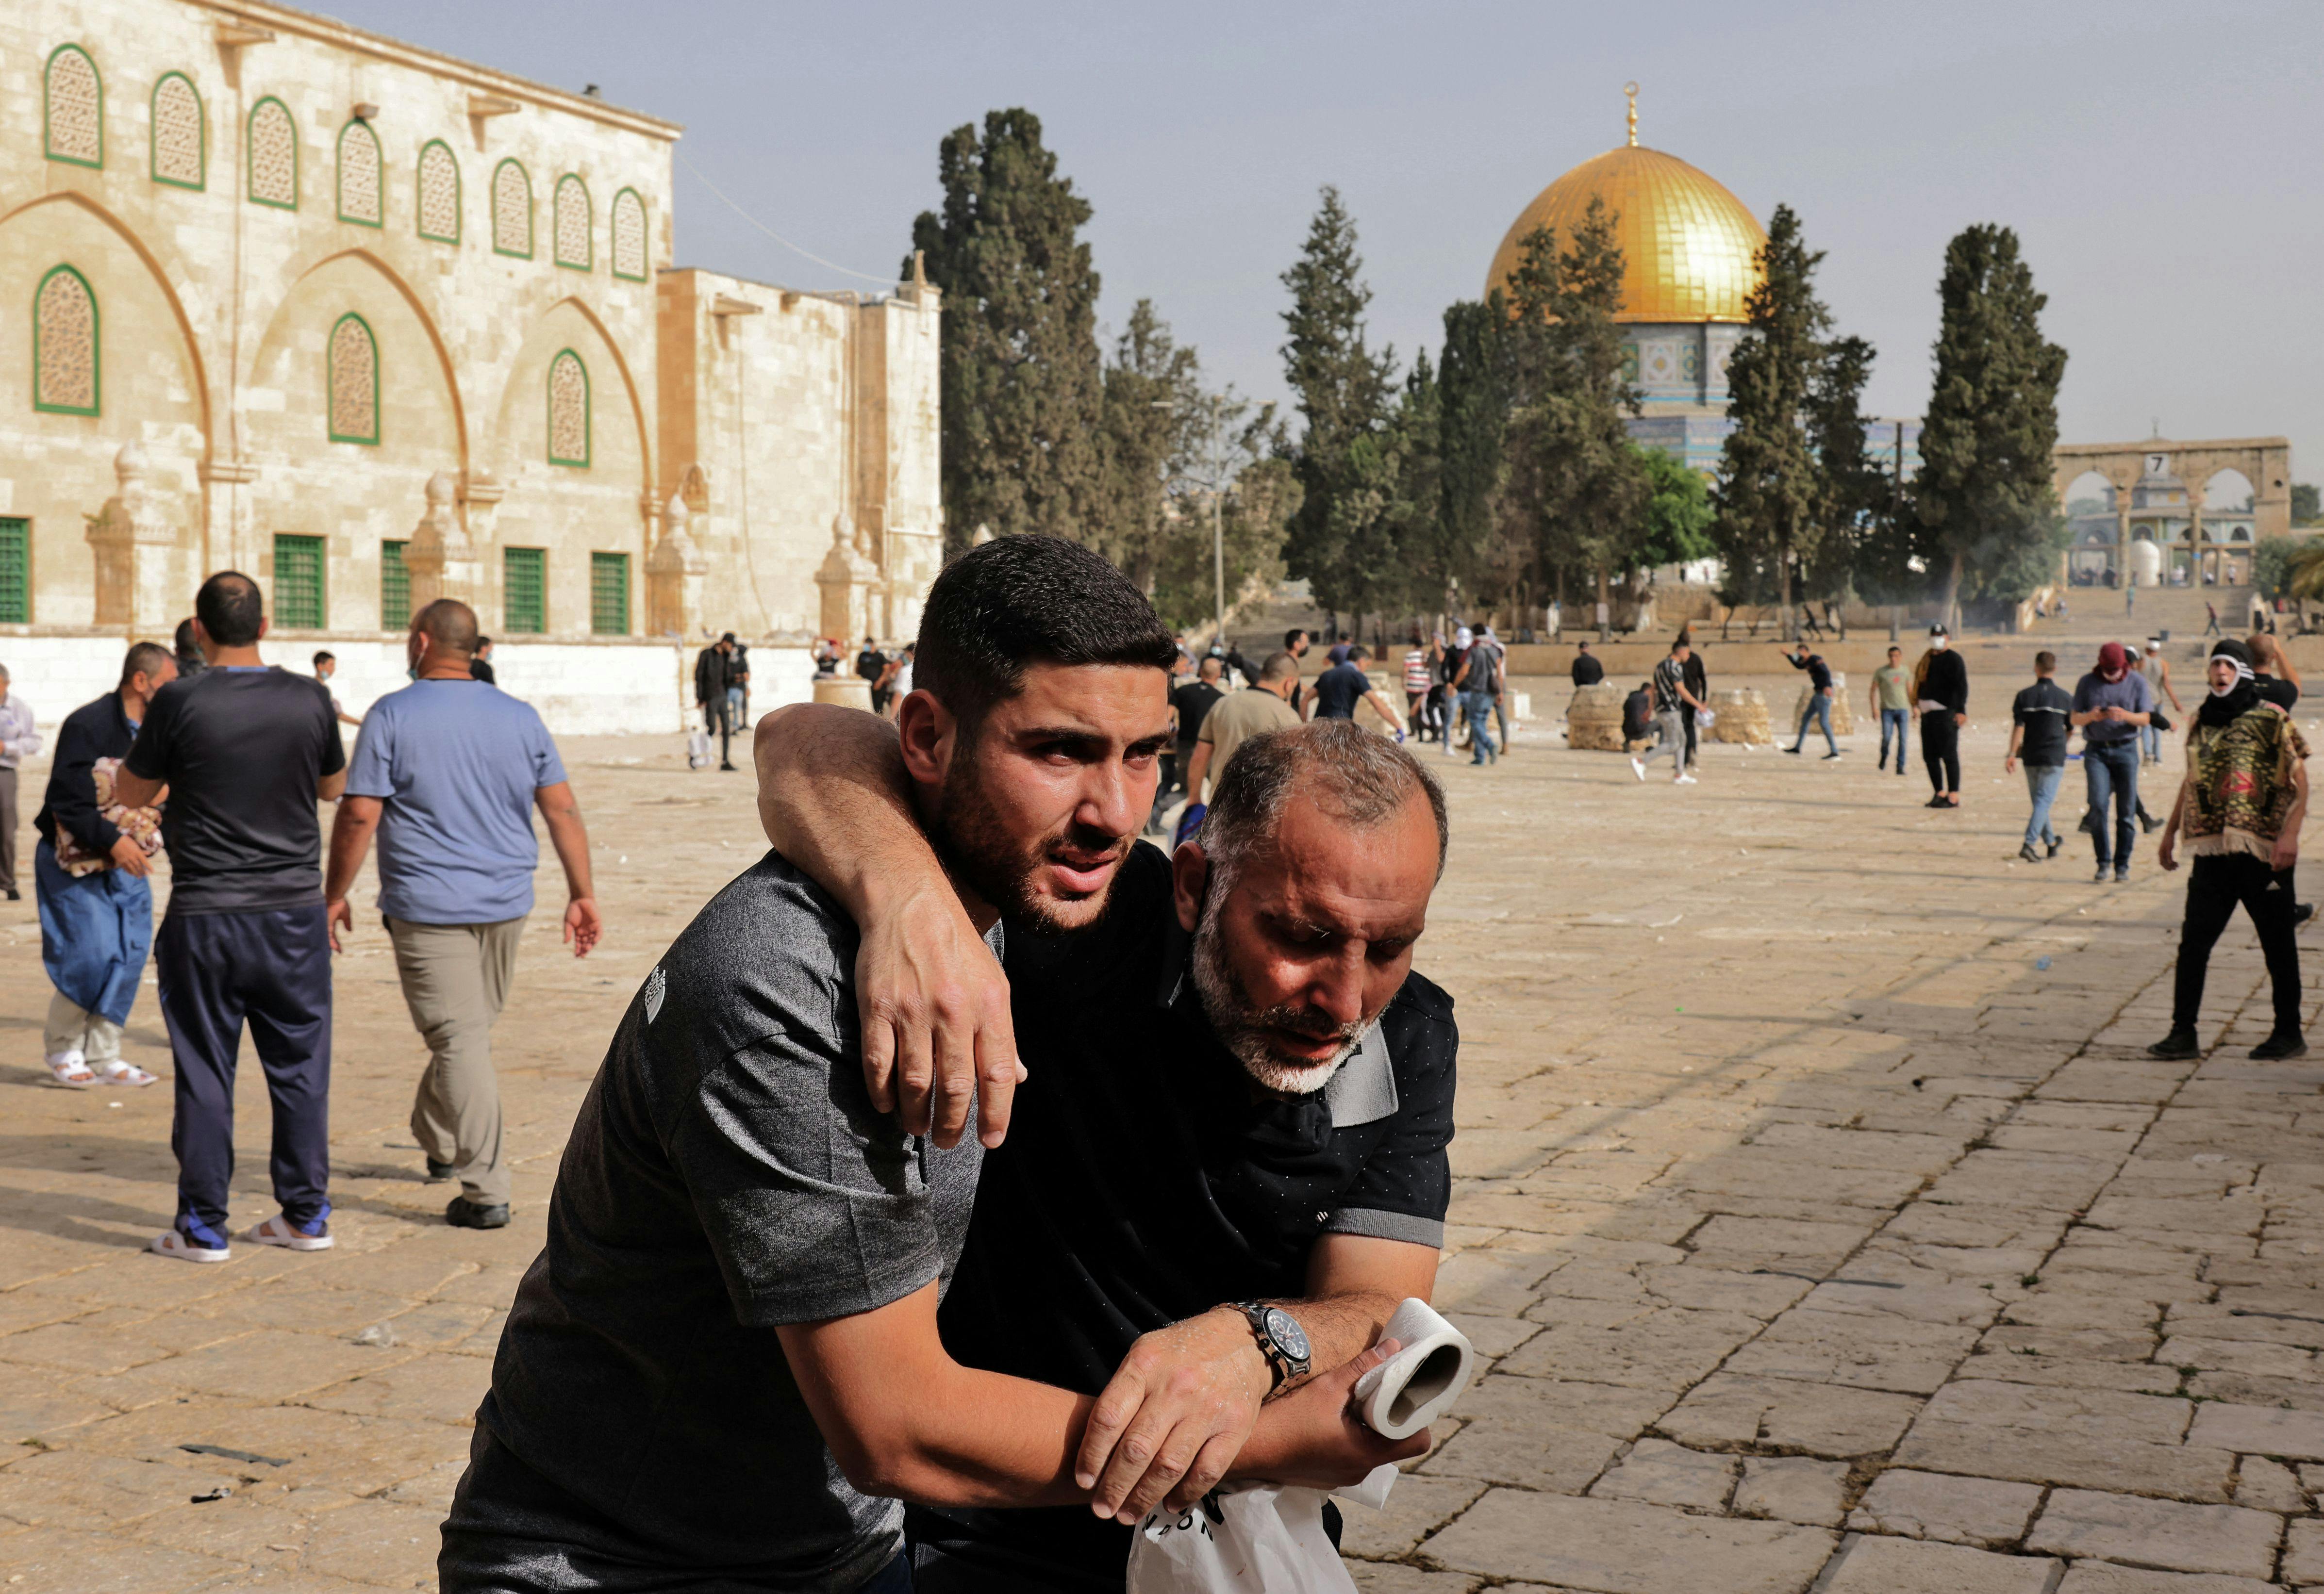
[3,698,2324,1593]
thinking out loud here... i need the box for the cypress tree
[1914,224,2069,621]
[1278,187,1398,618]
[1433,298,1510,621]
[1710,203,1826,638]
[908,109,1105,551]
[1095,299,1199,595]
[1801,334,1892,605]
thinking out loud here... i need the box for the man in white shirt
[0,663,38,901]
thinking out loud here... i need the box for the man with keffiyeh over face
[2150,639,2310,1062]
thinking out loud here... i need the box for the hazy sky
[327,0,2324,496]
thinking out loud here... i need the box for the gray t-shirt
[464,852,989,1591]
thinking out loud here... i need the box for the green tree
[1710,204,1827,637]
[1800,334,1893,603]
[1634,445,1714,569]
[1497,200,1646,631]
[1278,187,1399,620]
[2292,483,2320,526]
[908,109,1105,551]
[1151,407,1300,632]
[1914,224,2069,620]
[1094,299,1200,593]
[1431,297,1510,617]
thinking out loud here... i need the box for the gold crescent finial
[1625,81,1639,146]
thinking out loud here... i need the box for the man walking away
[1402,631,1432,740]
[1571,639,1605,688]
[693,634,737,772]
[2150,639,2308,1061]
[1871,645,1911,777]
[1623,680,1653,748]
[728,637,752,732]
[113,574,346,1262]
[2071,641,2153,883]
[2141,639,2183,766]
[0,663,37,900]
[1452,628,1501,764]
[33,643,172,1086]
[2006,651,2072,863]
[1149,654,1224,834]
[2204,600,2221,639]
[1783,641,1840,759]
[470,637,497,686]
[1478,623,1514,753]
[313,651,361,728]
[1915,624,1969,808]
[1632,640,1705,785]
[1311,645,1406,736]
[1182,651,1301,805]
[325,599,601,1230]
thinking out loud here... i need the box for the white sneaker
[1630,758,1646,782]
[1675,773,1698,785]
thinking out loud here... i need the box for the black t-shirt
[1169,680,1224,751]
[1624,689,1652,739]
[1311,661,1371,721]
[2257,673,2300,710]
[856,648,887,684]
[124,668,345,916]
[913,842,1457,1588]
[471,855,988,1589]
[2012,679,2074,766]
[1571,653,1605,687]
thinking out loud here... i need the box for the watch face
[1265,1308,1310,1362]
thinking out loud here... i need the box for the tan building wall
[0,0,941,734]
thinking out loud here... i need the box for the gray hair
[1202,721,1449,889]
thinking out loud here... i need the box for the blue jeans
[1462,691,1497,762]
[2023,763,2064,850]
[2141,722,2162,762]
[2084,740,2141,871]
[1793,693,1835,754]
[1878,707,1909,772]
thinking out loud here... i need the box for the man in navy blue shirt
[2071,641,2154,883]
[2006,651,2073,863]
[1783,641,1840,759]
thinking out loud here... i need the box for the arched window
[548,349,589,467]
[337,118,382,227]
[248,96,297,208]
[554,174,592,270]
[328,312,379,445]
[417,140,460,243]
[492,159,532,258]
[45,45,103,168]
[150,72,204,189]
[612,187,647,281]
[34,265,100,416]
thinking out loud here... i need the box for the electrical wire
[678,153,897,287]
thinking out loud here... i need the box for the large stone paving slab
[4,710,2324,1589]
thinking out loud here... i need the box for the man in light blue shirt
[324,599,600,1229]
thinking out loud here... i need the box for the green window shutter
[504,546,546,635]
[0,519,29,624]
[590,552,630,636]
[380,539,410,629]
[273,534,326,629]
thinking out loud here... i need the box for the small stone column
[87,442,183,633]
[814,514,877,710]
[403,470,479,613]
[646,493,707,638]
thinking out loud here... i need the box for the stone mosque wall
[0,0,941,734]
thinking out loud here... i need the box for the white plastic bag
[687,729,712,770]
[1128,1485,1356,1594]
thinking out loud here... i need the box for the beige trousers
[45,991,122,1065]
[387,916,524,1207]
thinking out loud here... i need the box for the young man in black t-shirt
[2006,650,2073,863]
[113,573,347,1262]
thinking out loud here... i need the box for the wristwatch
[1234,1300,1312,1391]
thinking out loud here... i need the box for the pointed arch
[33,264,100,416]
[547,348,590,465]
[248,96,298,209]
[336,118,383,227]
[492,158,532,258]
[265,246,470,474]
[611,187,647,281]
[328,312,379,444]
[45,45,103,168]
[544,294,653,489]
[554,174,592,271]
[417,139,460,243]
[151,72,205,190]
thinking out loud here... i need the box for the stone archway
[2054,438,2293,578]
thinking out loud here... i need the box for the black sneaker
[2146,1029,2200,1060]
[2045,837,2061,859]
[446,1197,511,1230]
[3,887,18,902]
[1821,752,1843,761]
[2251,1034,2309,1061]
[2296,903,2315,927]
[2093,865,2110,883]
[425,1159,455,1182]
[1784,746,1803,756]
[2139,813,2161,835]
[2018,843,2040,862]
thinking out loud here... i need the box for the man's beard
[935,748,1131,934]
[1190,891,1367,1097]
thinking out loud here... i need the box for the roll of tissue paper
[1351,1298,1476,1441]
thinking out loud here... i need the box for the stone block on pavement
[2025,1489,2282,1579]
[1423,1489,1835,1594]
[1847,1468,2043,1545]
[1586,1439,1736,1510]
[1818,1533,2057,1593]
[1732,1455,1849,1527]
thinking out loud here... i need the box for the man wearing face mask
[2070,641,2154,884]
[2151,639,2309,1061]
[1913,624,1970,808]
[322,599,601,1229]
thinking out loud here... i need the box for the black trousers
[156,904,333,1239]
[1920,713,1960,796]
[2173,852,2303,1037]
[1681,703,1698,765]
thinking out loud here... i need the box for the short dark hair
[475,635,493,651]
[174,618,199,654]
[1577,641,1591,651]
[1346,645,1369,664]
[2035,651,2057,672]
[1258,650,1300,684]
[913,536,1176,731]
[414,598,479,655]
[1283,628,1308,650]
[312,650,335,668]
[122,641,173,687]
[196,571,264,647]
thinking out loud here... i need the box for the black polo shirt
[911,841,1457,1590]
[2012,679,2074,766]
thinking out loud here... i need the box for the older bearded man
[756,711,1455,1593]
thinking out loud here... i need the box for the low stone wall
[1565,682,1630,751]
[0,632,817,739]
[1705,688,1772,745]
[1787,673,1857,738]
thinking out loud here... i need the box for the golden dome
[1486,139,1767,324]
